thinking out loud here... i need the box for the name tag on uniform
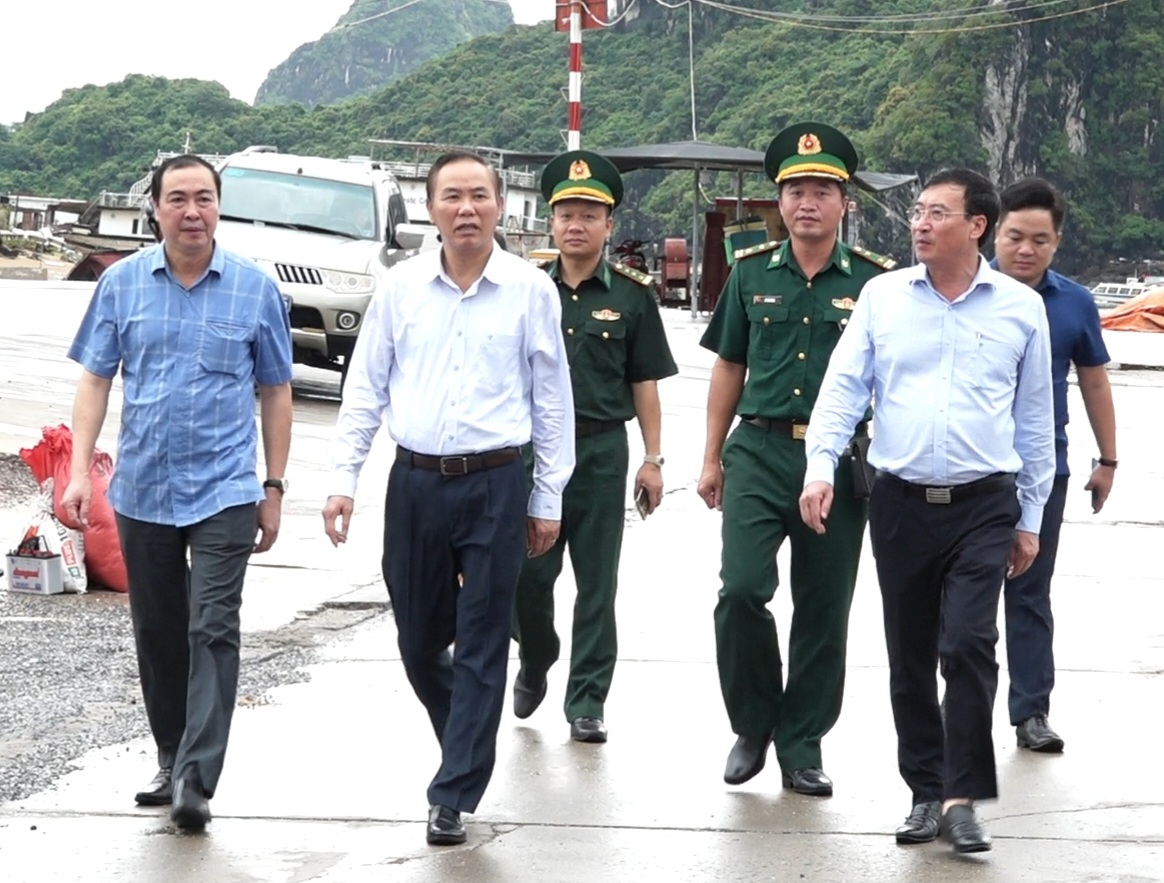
[831,297,856,310]
[752,295,783,305]
[592,309,621,321]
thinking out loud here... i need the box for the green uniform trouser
[514,428,629,721]
[716,421,866,772]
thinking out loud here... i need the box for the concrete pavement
[1,286,1162,881]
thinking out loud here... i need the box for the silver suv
[214,147,426,386]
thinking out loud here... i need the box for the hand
[1084,463,1115,513]
[634,462,663,515]
[697,461,724,510]
[526,517,560,558]
[799,481,834,535]
[60,474,93,530]
[323,495,354,547]
[1007,530,1040,578]
[254,491,282,553]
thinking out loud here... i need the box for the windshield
[219,167,377,240]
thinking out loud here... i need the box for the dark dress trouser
[383,456,527,814]
[869,475,1020,804]
[116,504,257,798]
[1003,474,1068,724]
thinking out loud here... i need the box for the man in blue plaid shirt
[62,154,293,831]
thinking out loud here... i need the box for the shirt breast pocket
[199,321,252,377]
[745,303,790,357]
[972,336,1020,389]
[582,319,628,374]
[477,331,523,392]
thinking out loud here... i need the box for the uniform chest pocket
[583,319,627,342]
[822,307,854,333]
[582,319,628,373]
[199,321,252,377]
[745,302,790,357]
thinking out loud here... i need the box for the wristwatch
[643,454,665,467]
[1097,457,1118,469]
[263,478,289,494]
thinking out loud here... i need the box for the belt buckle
[924,487,952,505]
[439,456,469,477]
[792,424,808,440]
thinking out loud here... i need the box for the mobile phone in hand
[1090,458,1099,511]
[635,486,649,520]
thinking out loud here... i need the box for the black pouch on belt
[847,435,875,500]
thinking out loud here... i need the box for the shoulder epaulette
[611,262,654,287]
[850,244,897,271]
[733,240,782,261]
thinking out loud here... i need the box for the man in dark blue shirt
[993,177,1117,754]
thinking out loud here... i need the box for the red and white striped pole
[567,1,583,150]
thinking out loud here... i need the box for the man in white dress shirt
[323,151,575,847]
[799,168,1054,854]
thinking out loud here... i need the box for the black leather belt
[741,416,868,440]
[876,471,1016,504]
[576,420,624,438]
[396,446,519,477]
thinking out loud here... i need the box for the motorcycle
[612,238,650,272]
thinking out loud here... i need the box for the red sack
[19,424,129,593]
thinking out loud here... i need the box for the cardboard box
[6,550,65,594]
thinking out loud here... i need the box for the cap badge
[569,160,592,181]
[797,133,821,156]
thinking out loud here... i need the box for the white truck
[213,147,428,387]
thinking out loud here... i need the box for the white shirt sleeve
[331,282,393,499]
[804,283,877,487]
[526,276,575,519]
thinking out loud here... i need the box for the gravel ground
[0,451,386,803]
[0,453,37,507]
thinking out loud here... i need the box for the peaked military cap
[764,122,859,186]
[540,150,623,208]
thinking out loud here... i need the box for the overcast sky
[2,0,553,126]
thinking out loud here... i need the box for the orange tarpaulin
[1099,287,1164,332]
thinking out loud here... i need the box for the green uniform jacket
[699,239,893,419]
[548,258,678,415]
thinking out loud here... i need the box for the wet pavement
[1,282,1162,881]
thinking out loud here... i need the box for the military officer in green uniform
[697,123,895,795]
[512,150,678,743]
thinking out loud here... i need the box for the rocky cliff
[254,0,513,107]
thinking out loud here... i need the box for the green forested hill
[255,0,514,107]
[3,0,1163,277]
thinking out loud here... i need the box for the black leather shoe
[895,801,941,844]
[723,735,771,785]
[940,804,992,853]
[1016,714,1064,753]
[170,775,210,831]
[426,804,466,845]
[513,672,547,720]
[134,766,173,806]
[570,716,608,743]
[781,767,833,797]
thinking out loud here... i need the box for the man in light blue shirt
[63,154,294,831]
[324,151,574,847]
[800,168,1054,854]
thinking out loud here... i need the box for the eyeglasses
[910,206,973,224]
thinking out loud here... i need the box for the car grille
[275,263,323,285]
